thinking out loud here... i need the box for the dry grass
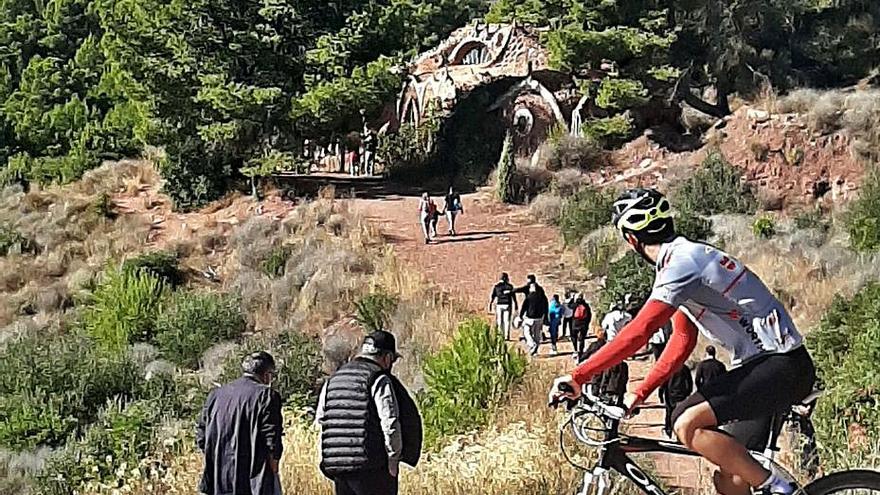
[272,364,582,495]
[529,192,563,225]
[712,214,880,328]
[0,162,158,339]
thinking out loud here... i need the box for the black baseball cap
[362,330,402,360]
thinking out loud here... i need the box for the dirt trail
[349,190,707,494]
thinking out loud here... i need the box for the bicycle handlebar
[549,383,628,421]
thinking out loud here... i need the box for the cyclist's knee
[671,394,715,446]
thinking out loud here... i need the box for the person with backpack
[417,192,436,244]
[570,294,592,361]
[443,187,463,236]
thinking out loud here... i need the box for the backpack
[574,304,589,321]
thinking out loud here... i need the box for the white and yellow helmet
[611,188,676,244]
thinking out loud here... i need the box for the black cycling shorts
[673,346,815,427]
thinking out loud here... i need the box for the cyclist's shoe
[758,473,800,495]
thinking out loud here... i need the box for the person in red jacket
[549,189,815,495]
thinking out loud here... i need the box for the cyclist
[550,188,816,495]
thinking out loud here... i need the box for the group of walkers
[487,272,597,358]
[418,187,463,243]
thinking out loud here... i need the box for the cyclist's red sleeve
[633,310,699,401]
[571,300,676,386]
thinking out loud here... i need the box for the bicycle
[549,386,880,495]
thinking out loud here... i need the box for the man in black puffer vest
[317,330,422,495]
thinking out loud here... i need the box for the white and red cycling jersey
[572,236,803,401]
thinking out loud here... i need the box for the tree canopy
[1,0,877,207]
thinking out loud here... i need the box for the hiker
[581,328,629,404]
[694,345,727,391]
[417,193,437,244]
[600,301,632,343]
[649,322,671,361]
[660,363,694,439]
[515,274,544,296]
[570,294,592,361]
[362,128,377,176]
[197,352,283,495]
[548,294,564,355]
[317,331,423,495]
[488,272,517,340]
[443,187,463,236]
[519,283,549,356]
[561,291,576,339]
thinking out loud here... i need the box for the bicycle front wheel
[805,470,880,495]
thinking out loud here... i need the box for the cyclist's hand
[549,375,581,405]
[623,392,643,416]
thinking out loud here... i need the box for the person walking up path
[600,301,632,343]
[197,352,283,495]
[570,294,592,361]
[444,187,463,236]
[694,345,726,391]
[317,331,423,495]
[660,364,694,439]
[519,283,548,356]
[488,272,517,340]
[417,193,437,244]
[548,294,564,355]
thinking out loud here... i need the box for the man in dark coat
[694,345,727,391]
[197,351,283,495]
[317,330,422,495]
[660,363,694,438]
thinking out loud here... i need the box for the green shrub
[83,267,168,353]
[596,78,649,110]
[354,291,398,333]
[676,211,714,241]
[752,215,776,239]
[219,330,323,408]
[0,334,141,450]
[420,319,526,448]
[261,246,292,278]
[673,151,758,216]
[559,187,615,246]
[543,134,608,172]
[122,251,185,288]
[581,114,634,148]
[808,283,880,467]
[598,252,654,319]
[0,225,37,256]
[154,291,246,368]
[845,168,880,252]
[36,399,162,495]
[496,133,516,204]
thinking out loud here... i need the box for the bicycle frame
[578,415,699,495]
[564,393,810,495]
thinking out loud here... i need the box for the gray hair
[241,351,276,375]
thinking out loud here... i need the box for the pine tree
[496,132,515,204]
